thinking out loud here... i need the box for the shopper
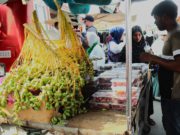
[119,25,155,128]
[107,27,125,63]
[83,15,97,34]
[145,31,154,46]
[77,15,97,50]
[140,1,180,135]
[119,25,151,63]
[86,32,105,70]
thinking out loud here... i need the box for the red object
[7,1,28,47]
[7,93,15,105]
[0,1,28,72]
[0,36,20,71]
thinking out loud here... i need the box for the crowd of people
[78,15,158,69]
[76,1,180,135]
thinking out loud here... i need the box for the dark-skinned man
[140,1,180,135]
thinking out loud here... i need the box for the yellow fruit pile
[0,2,93,125]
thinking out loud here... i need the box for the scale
[0,63,5,77]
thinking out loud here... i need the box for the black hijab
[120,25,148,63]
[132,25,147,63]
[132,25,145,45]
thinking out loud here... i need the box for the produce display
[0,3,93,125]
[90,64,148,111]
[97,66,143,90]
[91,91,137,104]
[90,90,138,111]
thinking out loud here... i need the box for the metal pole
[125,0,132,133]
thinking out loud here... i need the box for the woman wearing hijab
[119,26,155,127]
[120,25,151,63]
[107,27,125,63]
[86,32,105,70]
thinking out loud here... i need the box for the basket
[5,101,56,124]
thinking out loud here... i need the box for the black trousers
[158,66,174,135]
[161,98,180,135]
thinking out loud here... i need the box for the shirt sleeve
[87,27,97,34]
[109,41,125,54]
[171,31,180,58]
[89,45,105,60]
[89,45,105,69]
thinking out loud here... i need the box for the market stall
[0,62,150,135]
[0,0,153,135]
[0,62,151,135]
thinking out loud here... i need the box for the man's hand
[140,53,154,63]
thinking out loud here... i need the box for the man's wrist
[151,55,161,64]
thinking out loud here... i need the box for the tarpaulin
[7,0,27,47]
[0,1,27,71]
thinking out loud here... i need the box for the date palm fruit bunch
[0,0,93,125]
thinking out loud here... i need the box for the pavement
[149,100,166,135]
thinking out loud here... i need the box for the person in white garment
[86,32,105,70]
[107,27,125,63]
[151,30,167,56]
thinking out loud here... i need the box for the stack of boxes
[89,63,148,111]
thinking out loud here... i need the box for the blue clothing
[107,27,124,62]
[110,27,124,44]
[107,42,121,62]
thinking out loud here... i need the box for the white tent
[92,13,137,31]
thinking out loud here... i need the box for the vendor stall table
[0,1,153,134]
[0,64,151,135]
[0,110,127,135]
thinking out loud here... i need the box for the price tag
[0,50,11,58]
[0,63,5,77]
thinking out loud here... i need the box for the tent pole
[125,0,132,133]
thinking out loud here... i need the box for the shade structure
[73,0,111,5]
[93,12,137,31]
[68,3,90,14]
[0,0,8,4]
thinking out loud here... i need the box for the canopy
[93,13,136,31]
[93,13,124,30]
[42,0,112,14]
[0,0,8,4]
